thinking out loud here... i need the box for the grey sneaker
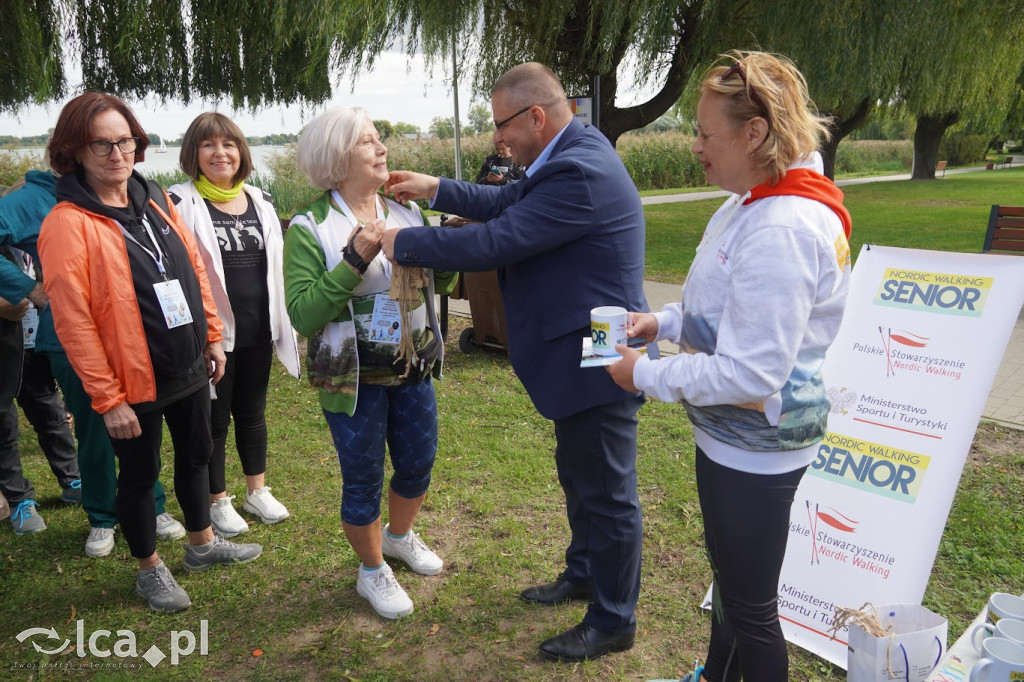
[61,479,82,504]
[85,526,115,557]
[136,561,191,612]
[10,500,46,535]
[183,534,262,573]
[155,512,187,540]
[382,524,443,575]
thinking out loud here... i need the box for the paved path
[639,164,986,205]
[443,164,1024,429]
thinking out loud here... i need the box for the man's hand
[486,171,504,183]
[103,402,141,439]
[0,296,28,322]
[205,341,226,385]
[606,344,642,393]
[386,171,440,204]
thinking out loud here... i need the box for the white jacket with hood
[169,180,300,379]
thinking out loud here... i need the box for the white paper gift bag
[847,603,948,681]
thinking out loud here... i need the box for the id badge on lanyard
[22,306,38,348]
[118,217,194,329]
[369,294,402,344]
[154,279,194,329]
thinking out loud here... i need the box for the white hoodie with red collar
[632,152,852,474]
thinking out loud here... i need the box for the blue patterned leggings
[323,378,438,526]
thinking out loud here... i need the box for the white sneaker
[381,524,444,575]
[209,496,248,538]
[155,512,187,540]
[356,563,414,619]
[85,527,115,557]
[242,487,290,524]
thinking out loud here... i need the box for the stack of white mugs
[969,591,1024,680]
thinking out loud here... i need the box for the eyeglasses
[721,63,769,124]
[493,106,533,132]
[87,137,140,157]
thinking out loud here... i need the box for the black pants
[111,386,213,558]
[552,395,644,635]
[0,345,80,505]
[209,344,272,494]
[696,445,806,682]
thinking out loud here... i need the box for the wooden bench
[999,155,1014,169]
[983,205,1024,254]
[936,160,948,177]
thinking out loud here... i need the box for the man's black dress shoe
[519,576,592,605]
[538,622,635,662]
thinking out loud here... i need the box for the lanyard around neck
[330,190,386,227]
[117,216,168,280]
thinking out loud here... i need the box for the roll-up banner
[777,245,1024,667]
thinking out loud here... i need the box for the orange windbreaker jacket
[38,193,223,414]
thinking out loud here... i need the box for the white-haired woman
[169,113,300,538]
[608,51,853,681]
[283,106,458,620]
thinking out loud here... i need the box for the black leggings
[209,344,272,494]
[111,386,213,559]
[696,446,806,682]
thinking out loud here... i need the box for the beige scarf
[389,265,429,378]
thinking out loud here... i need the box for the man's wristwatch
[342,244,370,274]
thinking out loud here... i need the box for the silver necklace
[224,194,245,230]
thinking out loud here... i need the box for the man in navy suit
[382,62,651,662]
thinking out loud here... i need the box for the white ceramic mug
[590,306,628,357]
[968,636,1024,681]
[987,592,1024,626]
[972,615,1024,653]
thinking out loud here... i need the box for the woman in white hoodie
[609,51,852,682]
[169,113,300,537]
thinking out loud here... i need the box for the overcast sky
[0,51,655,141]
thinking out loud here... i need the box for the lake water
[9,145,287,178]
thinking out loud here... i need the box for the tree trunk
[819,136,841,181]
[912,112,960,179]
[593,2,703,146]
[819,98,873,180]
[599,41,690,147]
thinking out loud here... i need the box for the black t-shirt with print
[206,194,271,348]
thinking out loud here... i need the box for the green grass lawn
[2,169,1022,680]
[643,167,1024,283]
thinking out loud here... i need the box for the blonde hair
[702,50,831,183]
[296,105,375,190]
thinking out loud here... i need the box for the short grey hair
[296,105,374,190]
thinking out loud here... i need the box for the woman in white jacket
[170,113,300,537]
[609,51,852,682]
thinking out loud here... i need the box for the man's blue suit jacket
[393,118,652,421]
